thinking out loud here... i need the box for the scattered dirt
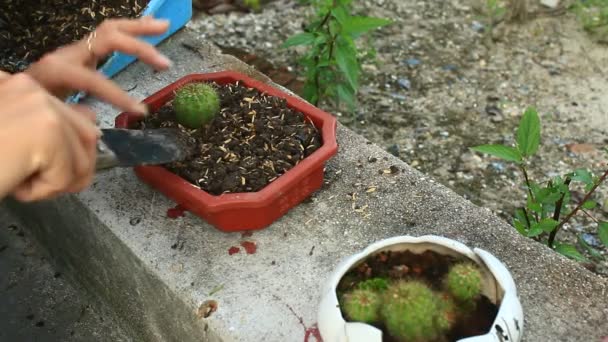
[338,250,498,342]
[141,82,322,195]
[0,0,150,73]
[188,0,608,276]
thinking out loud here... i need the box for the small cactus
[356,277,389,292]
[342,289,382,324]
[436,293,458,331]
[173,83,220,129]
[380,281,448,342]
[445,263,483,303]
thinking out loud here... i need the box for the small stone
[378,99,392,108]
[397,78,411,90]
[129,217,141,226]
[471,21,485,32]
[602,198,608,213]
[390,93,407,101]
[404,58,421,67]
[439,131,449,138]
[460,152,484,171]
[581,233,600,248]
[387,144,400,157]
[362,64,378,72]
[540,0,560,8]
[490,162,506,173]
[442,64,458,71]
[485,104,503,117]
[566,143,596,154]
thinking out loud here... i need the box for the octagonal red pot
[115,71,338,232]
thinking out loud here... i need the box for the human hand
[25,16,171,114]
[0,74,101,201]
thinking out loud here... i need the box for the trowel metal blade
[99,128,192,168]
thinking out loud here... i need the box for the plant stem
[548,169,608,248]
[552,177,571,222]
[312,2,337,105]
[520,165,539,222]
[580,208,599,223]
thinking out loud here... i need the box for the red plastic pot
[115,71,338,232]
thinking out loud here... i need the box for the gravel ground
[187,0,608,275]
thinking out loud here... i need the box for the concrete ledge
[7,29,608,341]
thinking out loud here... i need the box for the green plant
[173,83,220,129]
[444,263,482,303]
[243,0,261,11]
[472,107,608,261]
[571,0,608,44]
[380,281,448,341]
[356,277,389,292]
[282,0,390,109]
[342,288,382,323]
[484,0,506,33]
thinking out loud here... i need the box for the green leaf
[334,39,359,90]
[526,197,542,214]
[577,235,604,260]
[513,218,527,236]
[527,224,543,237]
[341,16,392,38]
[331,6,349,24]
[514,208,530,228]
[582,201,597,209]
[516,107,541,157]
[538,218,559,233]
[282,32,316,48]
[470,145,523,163]
[599,221,608,248]
[571,169,593,185]
[302,82,318,104]
[336,83,356,108]
[554,243,588,262]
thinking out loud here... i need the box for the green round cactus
[173,83,220,129]
[380,281,448,341]
[444,262,483,303]
[342,288,382,324]
[356,277,389,292]
[436,293,457,332]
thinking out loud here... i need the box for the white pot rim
[318,235,524,342]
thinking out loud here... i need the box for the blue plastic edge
[67,0,192,103]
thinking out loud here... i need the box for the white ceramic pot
[318,235,524,342]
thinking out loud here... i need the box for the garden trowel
[96,128,192,170]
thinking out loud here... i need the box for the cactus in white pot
[318,235,524,342]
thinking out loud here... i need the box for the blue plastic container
[69,0,192,103]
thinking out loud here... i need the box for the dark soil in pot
[337,250,499,342]
[139,82,322,195]
[0,0,150,73]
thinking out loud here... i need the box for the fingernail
[156,54,172,68]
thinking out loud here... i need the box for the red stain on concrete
[304,324,322,341]
[167,204,186,219]
[240,241,257,254]
[228,246,240,255]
